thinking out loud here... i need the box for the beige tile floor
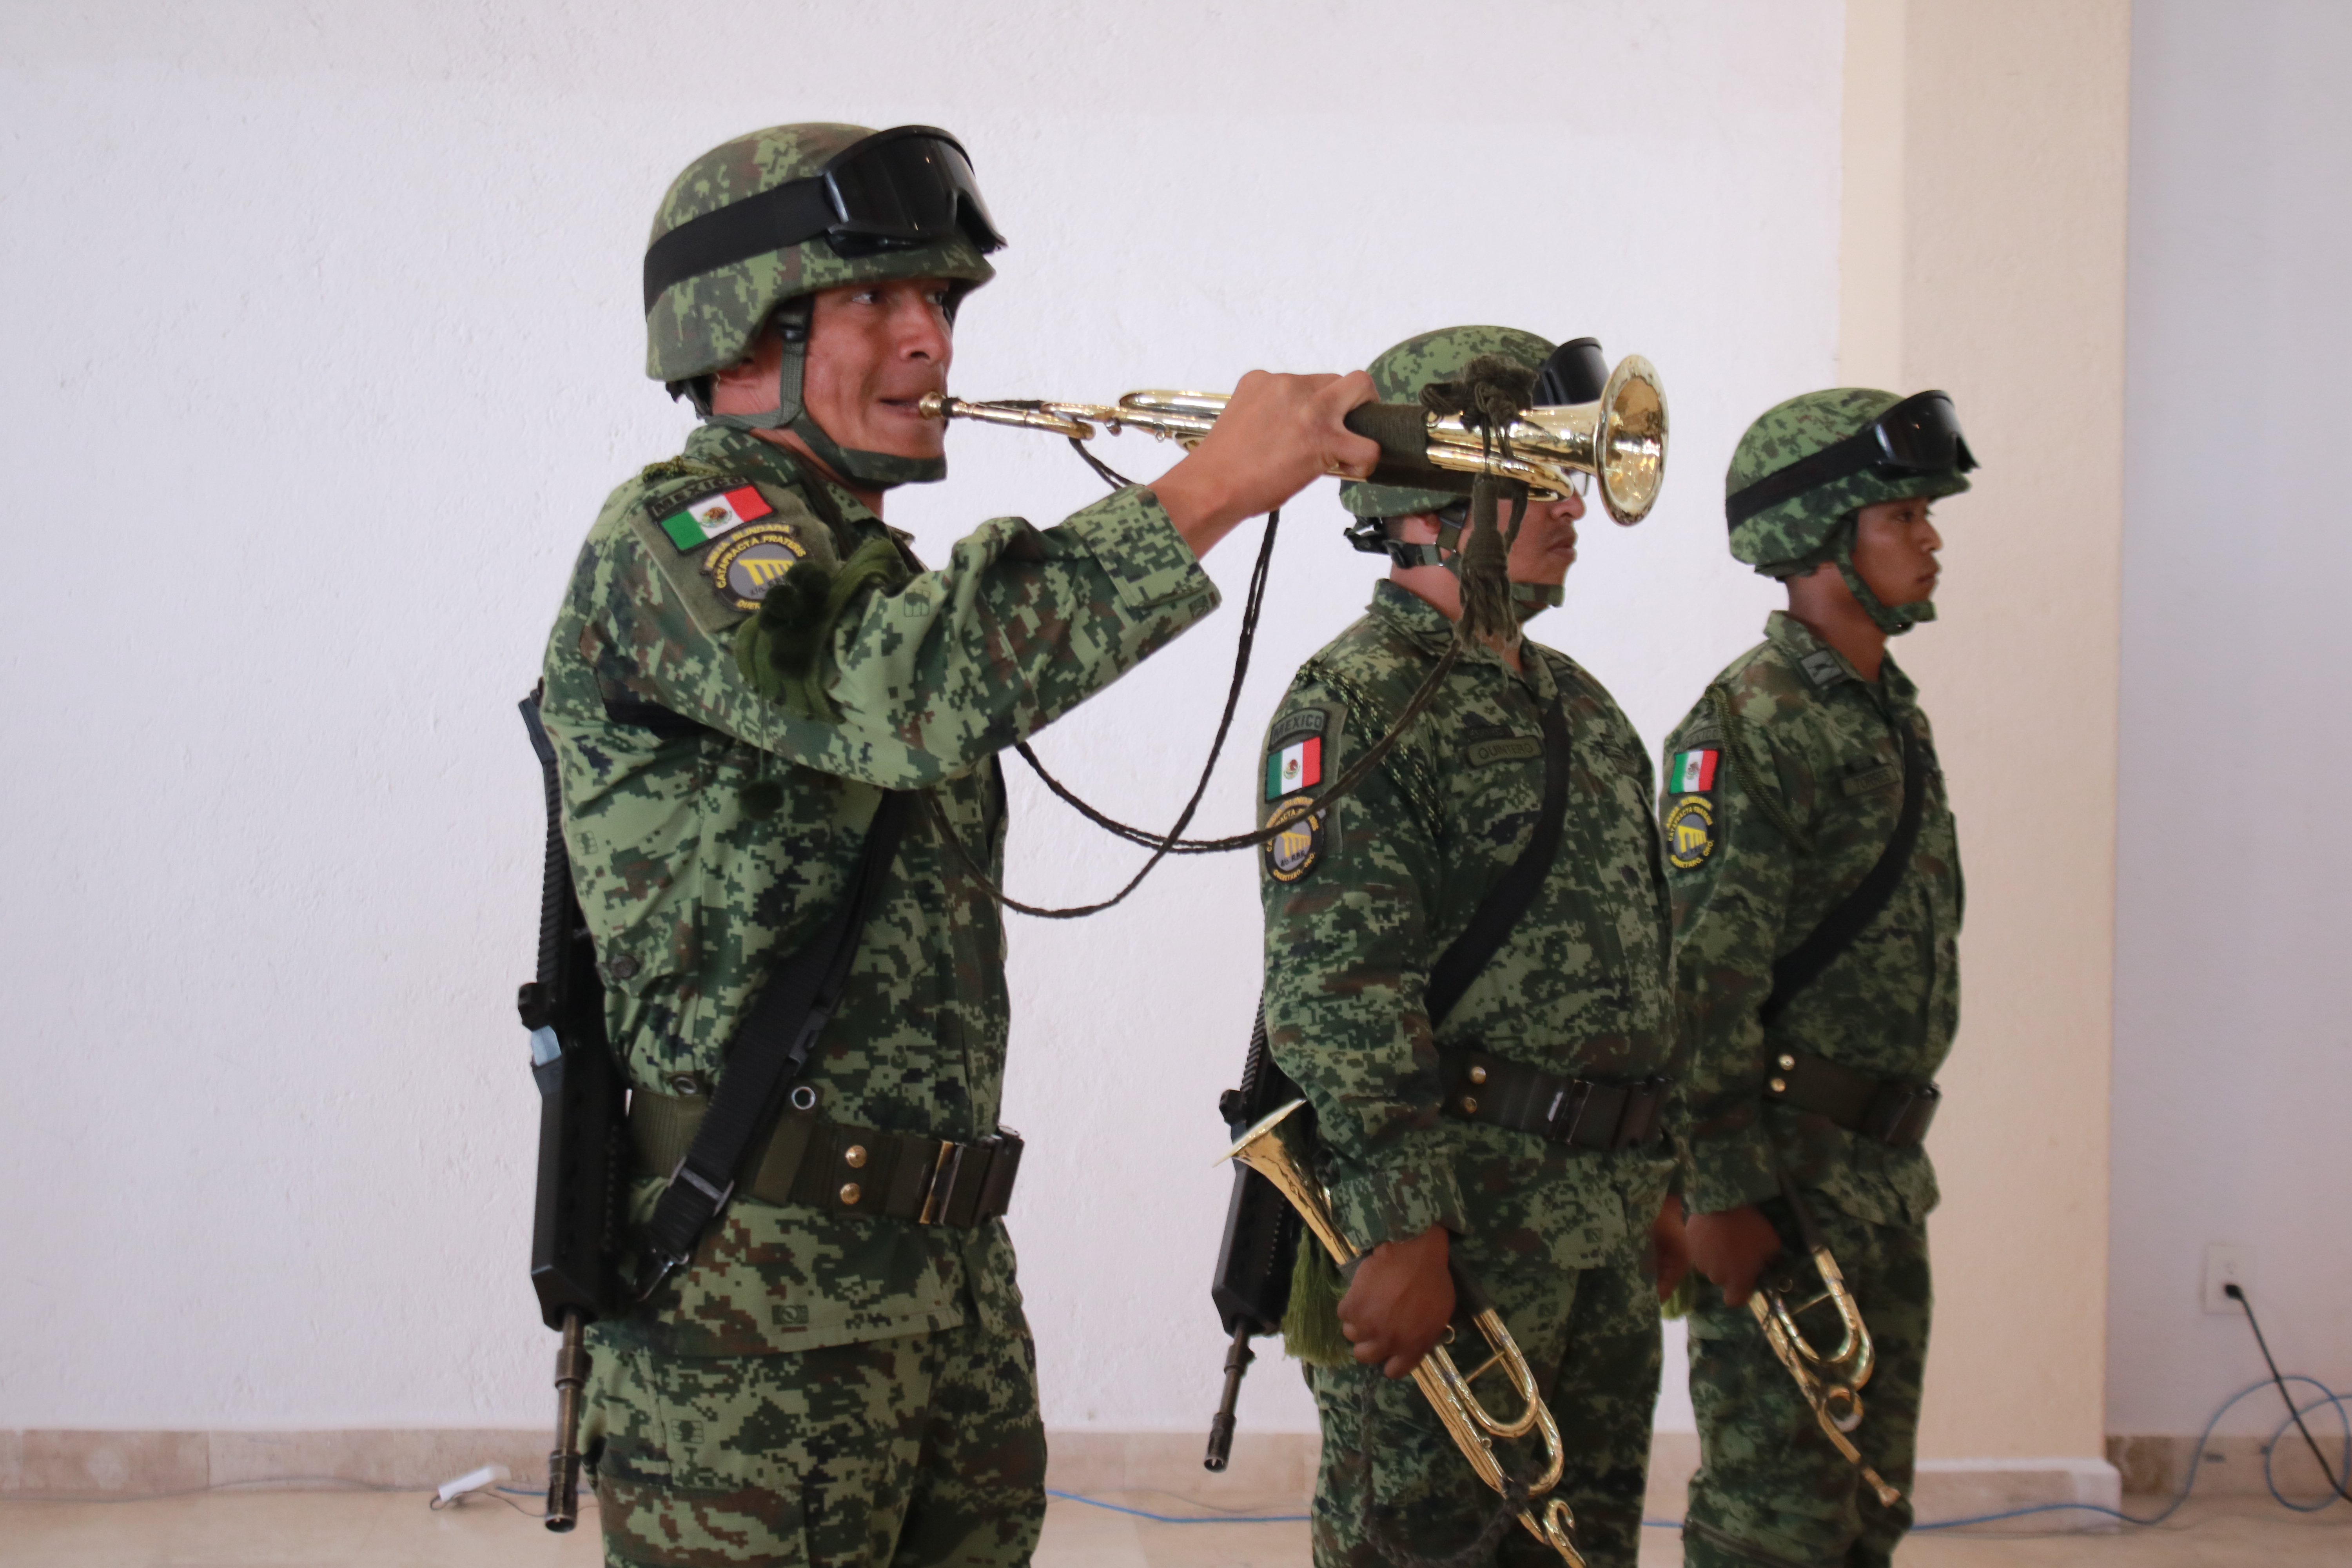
[0,1488,2346,1566]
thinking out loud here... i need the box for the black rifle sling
[636,788,915,1296]
[1424,695,1571,1028]
[1759,723,1925,1027]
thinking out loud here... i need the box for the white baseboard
[0,1425,2124,1527]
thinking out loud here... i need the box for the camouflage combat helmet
[642,123,1000,488]
[1339,325,1556,521]
[1725,387,1974,634]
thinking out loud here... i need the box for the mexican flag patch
[1266,736,1323,800]
[1668,747,1719,794]
[658,485,772,550]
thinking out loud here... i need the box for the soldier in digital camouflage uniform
[540,122,1376,1568]
[1663,388,1975,1568]
[1256,326,1689,1568]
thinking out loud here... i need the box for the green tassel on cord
[733,537,907,720]
[1281,1241,1356,1368]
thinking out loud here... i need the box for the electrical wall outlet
[2203,1243,2253,1314]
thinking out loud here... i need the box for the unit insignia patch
[1665,794,1716,870]
[1263,794,1325,883]
[706,523,810,610]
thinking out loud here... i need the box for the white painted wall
[2111,0,2352,1439]
[0,3,1842,1433]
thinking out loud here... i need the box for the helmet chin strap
[700,299,948,489]
[1831,521,1934,635]
[1363,513,1563,621]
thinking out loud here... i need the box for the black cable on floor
[2227,1282,2352,1506]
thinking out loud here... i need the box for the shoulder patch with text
[1263,795,1325,883]
[1268,706,1329,745]
[706,522,809,610]
[651,482,772,550]
[1665,794,1716,870]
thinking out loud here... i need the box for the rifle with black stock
[517,689,625,1533]
[1202,1003,1308,1472]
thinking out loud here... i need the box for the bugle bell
[1748,1244,1901,1508]
[1221,1100,1586,1567]
[917,352,1668,526]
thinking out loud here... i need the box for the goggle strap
[644,130,996,314]
[644,176,839,315]
[1726,392,1968,527]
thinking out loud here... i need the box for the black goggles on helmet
[1725,390,1977,527]
[643,125,1004,314]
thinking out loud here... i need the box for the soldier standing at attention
[1257,327,1688,1568]
[1663,389,1975,1568]
[541,123,1377,1568]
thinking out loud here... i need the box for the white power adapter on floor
[434,1463,512,1506]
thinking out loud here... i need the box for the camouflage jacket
[1258,583,1681,1270]
[1660,610,1963,1229]
[538,423,1218,1356]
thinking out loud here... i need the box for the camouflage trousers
[581,1310,1047,1567]
[1303,1244,1662,1568]
[1683,1198,1931,1568]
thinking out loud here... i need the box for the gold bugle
[1221,1100,1586,1566]
[1747,1249,1901,1507]
[917,354,1669,526]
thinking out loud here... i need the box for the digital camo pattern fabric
[1723,389,1971,573]
[1258,581,1682,1256]
[1306,1240,1663,1568]
[644,123,995,383]
[583,1311,1047,1568]
[1681,1200,1930,1568]
[1662,610,1956,1567]
[1660,610,1960,1230]
[1258,581,1682,1567]
[538,420,1218,1361]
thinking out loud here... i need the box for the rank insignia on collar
[1264,794,1325,883]
[706,522,809,610]
[1799,648,1850,690]
[656,482,772,550]
[1665,794,1715,870]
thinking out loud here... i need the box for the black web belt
[630,1089,1022,1229]
[1762,1049,1939,1148]
[1438,1049,1669,1151]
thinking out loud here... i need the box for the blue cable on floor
[1053,1375,2350,1534]
[1046,1488,1310,1523]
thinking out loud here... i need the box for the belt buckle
[1544,1079,1594,1143]
[917,1140,966,1227]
